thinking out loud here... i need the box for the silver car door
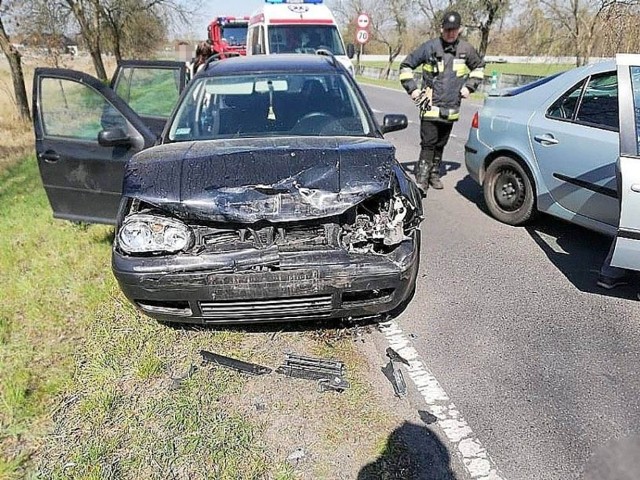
[611,53,640,270]
[528,71,619,227]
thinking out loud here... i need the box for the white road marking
[379,320,505,480]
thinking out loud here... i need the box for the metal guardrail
[356,64,543,91]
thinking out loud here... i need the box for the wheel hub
[494,169,525,211]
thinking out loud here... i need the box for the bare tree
[538,0,639,66]
[0,0,30,121]
[330,0,411,77]
[64,0,108,80]
[466,0,510,57]
[100,0,196,61]
[20,0,74,68]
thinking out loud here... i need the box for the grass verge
[360,60,575,77]
[0,56,416,479]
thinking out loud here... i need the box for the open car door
[611,54,640,270]
[33,68,157,224]
[111,60,187,137]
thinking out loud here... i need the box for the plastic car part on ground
[382,347,408,397]
[275,353,350,392]
[200,350,273,375]
[200,350,350,392]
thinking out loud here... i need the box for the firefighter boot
[416,150,434,188]
[429,151,444,189]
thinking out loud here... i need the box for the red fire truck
[207,16,250,58]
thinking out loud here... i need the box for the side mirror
[346,43,355,59]
[380,114,408,134]
[98,127,132,147]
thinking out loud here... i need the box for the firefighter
[399,11,485,189]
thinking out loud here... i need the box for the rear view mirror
[346,43,355,59]
[380,114,408,134]
[98,127,132,147]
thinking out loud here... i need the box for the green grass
[0,154,408,478]
[0,157,273,478]
[360,61,575,78]
[114,68,181,117]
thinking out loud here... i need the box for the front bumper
[112,232,420,324]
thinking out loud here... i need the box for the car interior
[173,75,369,140]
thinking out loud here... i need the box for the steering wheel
[292,112,335,134]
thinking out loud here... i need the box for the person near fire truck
[399,11,485,189]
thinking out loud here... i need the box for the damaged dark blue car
[33,54,423,324]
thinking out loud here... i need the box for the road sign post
[355,13,370,71]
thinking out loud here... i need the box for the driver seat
[301,79,328,113]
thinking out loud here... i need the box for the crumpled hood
[123,136,401,223]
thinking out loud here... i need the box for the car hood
[123,136,403,223]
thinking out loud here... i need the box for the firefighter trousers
[417,119,454,184]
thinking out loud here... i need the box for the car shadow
[358,421,457,479]
[454,174,637,299]
[454,174,490,215]
[525,219,638,299]
[401,160,461,179]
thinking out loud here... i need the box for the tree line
[0,0,197,121]
[329,0,640,73]
[2,0,640,121]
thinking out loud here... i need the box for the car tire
[483,156,535,225]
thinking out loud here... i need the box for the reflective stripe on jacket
[399,38,485,122]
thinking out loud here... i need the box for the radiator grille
[199,295,333,320]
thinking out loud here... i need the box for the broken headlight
[118,214,193,254]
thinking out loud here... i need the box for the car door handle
[533,134,559,145]
[631,184,640,193]
[40,151,60,163]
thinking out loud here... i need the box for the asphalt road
[360,83,640,480]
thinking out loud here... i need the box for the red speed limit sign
[357,13,370,29]
[356,29,369,44]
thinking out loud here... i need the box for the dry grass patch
[0,54,413,479]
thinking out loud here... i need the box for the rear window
[502,72,564,97]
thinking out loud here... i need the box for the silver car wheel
[483,156,536,226]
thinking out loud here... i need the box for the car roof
[202,54,343,76]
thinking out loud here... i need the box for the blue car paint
[465,60,620,236]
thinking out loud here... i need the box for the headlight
[118,214,193,254]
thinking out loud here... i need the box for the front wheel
[483,156,535,225]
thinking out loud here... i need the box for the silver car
[465,54,640,272]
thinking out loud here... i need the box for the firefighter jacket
[399,38,485,121]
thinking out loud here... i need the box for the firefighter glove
[413,88,432,113]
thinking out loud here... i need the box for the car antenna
[315,49,336,67]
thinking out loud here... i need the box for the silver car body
[465,55,640,271]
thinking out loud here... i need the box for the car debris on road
[199,350,350,393]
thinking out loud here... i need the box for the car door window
[40,77,127,140]
[575,72,618,130]
[114,66,181,118]
[547,80,585,120]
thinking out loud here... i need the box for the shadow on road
[525,220,638,299]
[454,174,638,299]
[401,160,461,179]
[358,421,457,480]
[454,174,490,215]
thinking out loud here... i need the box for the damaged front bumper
[112,231,420,324]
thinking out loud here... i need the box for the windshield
[222,25,247,46]
[268,25,345,55]
[168,72,372,141]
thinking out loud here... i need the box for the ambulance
[247,0,356,75]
